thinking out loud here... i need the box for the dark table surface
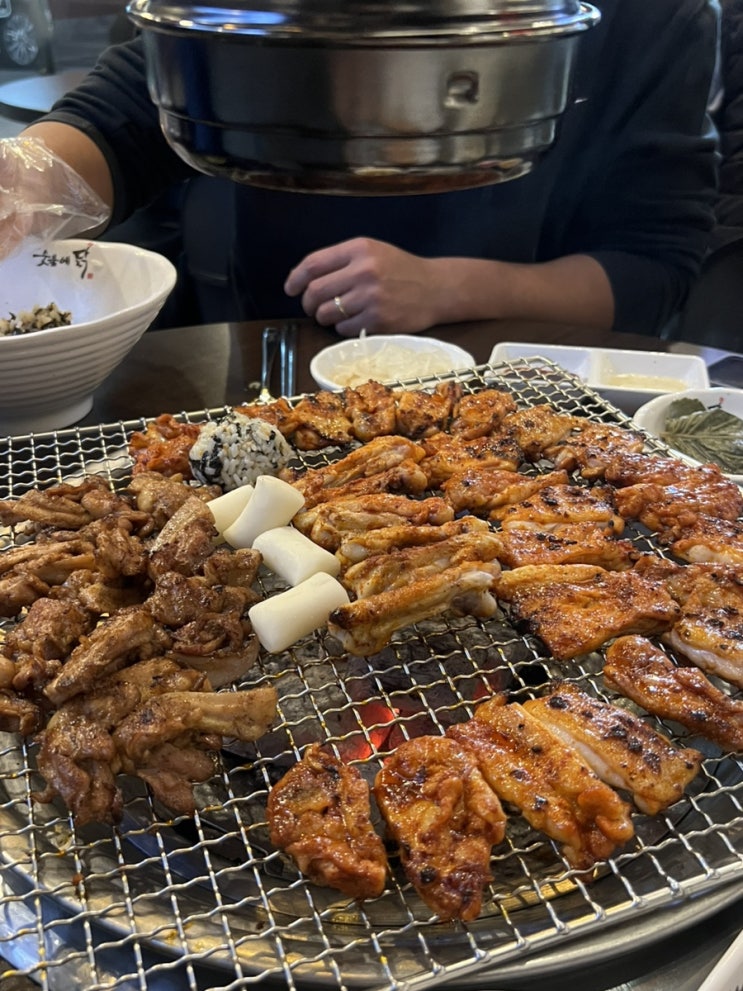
[0,67,87,123]
[4,316,741,990]
[81,316,683,427]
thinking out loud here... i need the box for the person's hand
[0,136,109,261]
[283,237,443,336]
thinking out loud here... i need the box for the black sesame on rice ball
[189,411,295,490]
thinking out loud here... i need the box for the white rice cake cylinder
[249,572,350,653]
[207,483,254,536]
[253,525,340,586]
[223,475,304,548]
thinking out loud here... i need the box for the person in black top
[0,0,720,338]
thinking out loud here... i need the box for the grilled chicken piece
[669,515,743,566]
[612,476,743,538]
[524,682,702,814]
[234,397,297,437]
[281,435,425,508]
[604,635,743,752]
[342,532,502,598]
[419,432,523,487]
[495,564,680,661]
[496,522,636,571]
[441,468,569,517]
[0,477,135,531]
[394,380,462,438]
[113,683,278,765]
[293,494,454,552]
[35,657,209,825]
[604,451,729,489]
[127,470,220,530]
[128,413,203,477]
[449,388,518,439]
[147,496,219,579]
[0,691,41,735]
[496,484,624,534]
[449,699,635,870]
[336,516,490,569]
[267,743,388,900]
[341,380,398,442]
[287,390,355,450]
[662,566,743,689]
[4,595,96,697]
[500,405,576,462]
[0,539,97,618]
[544,421,646,479]
[328,561,501,656]
[374,735,506,921]
[43,605,173,706]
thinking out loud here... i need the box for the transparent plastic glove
[0,136,110,261]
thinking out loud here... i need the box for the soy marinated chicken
[328,561,501,656]
[496,484,624,534]
[374,735,506,921]
[604,635,743,752]
[449,699,635,870]
[524,682,702,814]
[0,477,130,531]
[394,380,461,438]
[495,522,636,571]
[662,565,743,689]
[0,536,96,616]
[495,564,680,661]
[293,493,454,552]
[280,435,425,508]
[267,743,388,900]
[336,516,490,569]
[43,604,172,706]
[341,531,502,598]
[441,468,569,517]
[419,431,523,487]
[450,388,517,439]
[127,470,220,531]
[147,495,219,579]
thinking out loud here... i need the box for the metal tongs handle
[259,326,281,403]
[280,322,297,397]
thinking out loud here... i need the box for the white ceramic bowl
[632,387,743,483]
[310,334,476,391]
[0,239,177,435]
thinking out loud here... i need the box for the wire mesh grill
[0,357,742,991]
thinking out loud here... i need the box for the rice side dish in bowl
[0,239,177,435]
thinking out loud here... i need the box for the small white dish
[488,342,709,414]
[633,387,743,483]
[310,334,475,391]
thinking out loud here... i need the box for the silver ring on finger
[333,295,349,320]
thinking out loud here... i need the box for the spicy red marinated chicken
[335,516,490,570]
[441,468,570,518]
[496,483,625,534]
[267,743,388,900]
[494,522,636,571]
[418,431,523,487]
[449,388,518,439]
[604,635,743,753]
[328,560,501,657]
[449,699,635,870]
[374,735,506,921]
[494,564,680,661]
[524,681,702,814]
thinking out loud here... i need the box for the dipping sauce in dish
[601,372,689,392]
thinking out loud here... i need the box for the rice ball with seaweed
[189,411,295,490]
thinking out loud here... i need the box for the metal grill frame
[0,357,741,991]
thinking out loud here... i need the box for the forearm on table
[426,254,615,330]
[22,120,114,213]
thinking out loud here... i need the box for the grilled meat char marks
[267,743,388,901]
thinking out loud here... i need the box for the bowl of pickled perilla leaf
[633,387,743,483]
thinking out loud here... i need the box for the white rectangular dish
[488,342,710,414]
